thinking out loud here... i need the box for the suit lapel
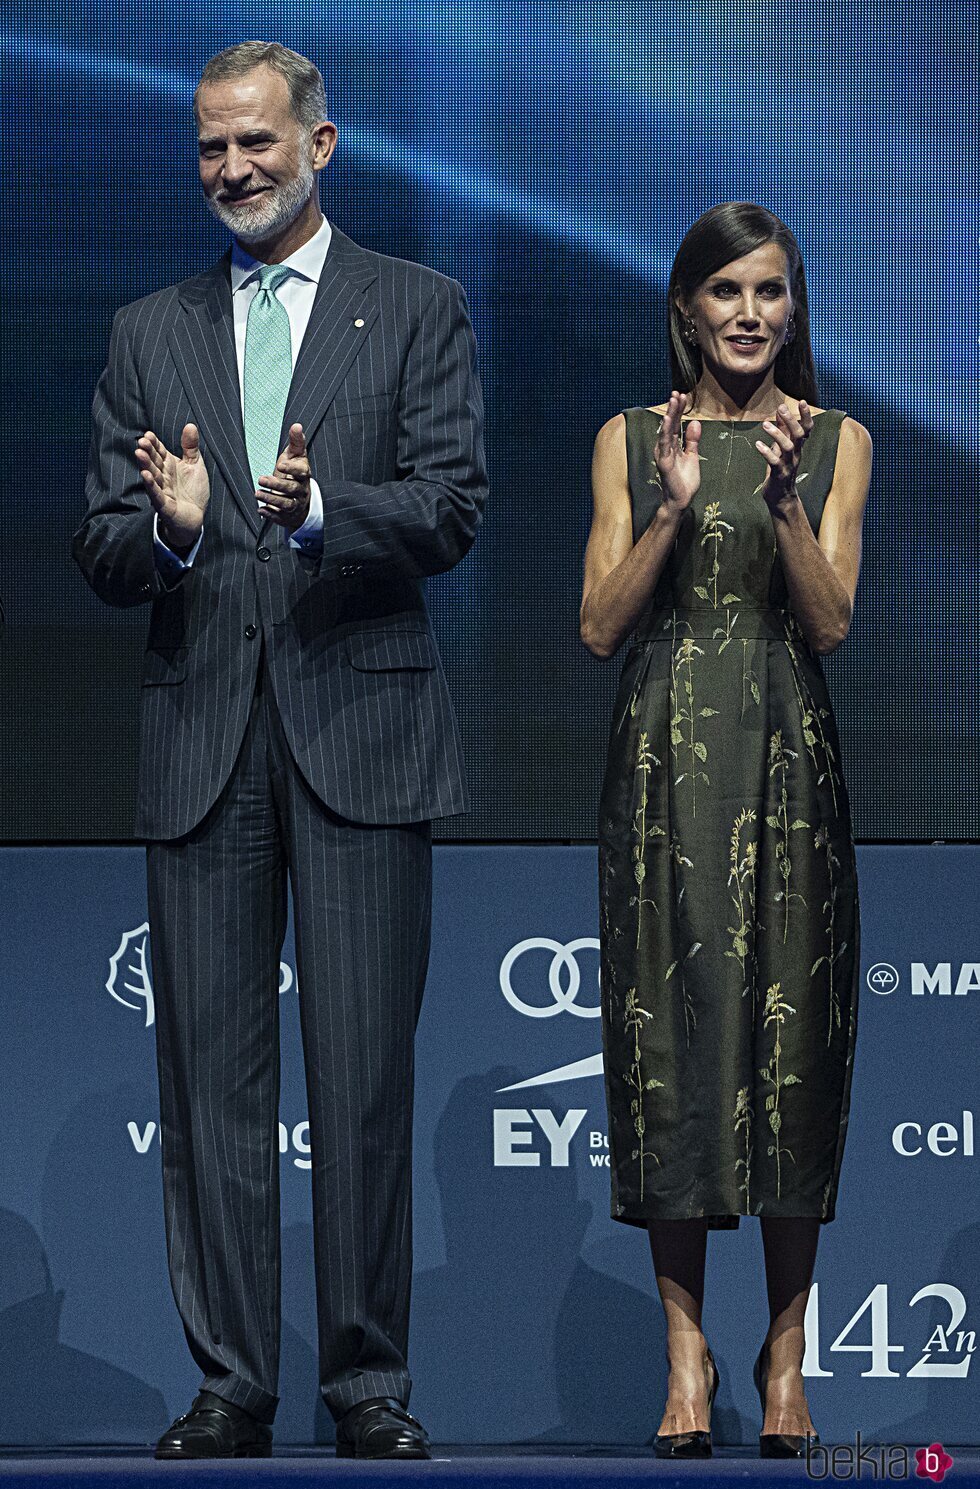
[169,255,261,535]
[279,227,380,450]
[167,229,381,538]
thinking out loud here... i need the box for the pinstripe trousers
[146,655,432,1424]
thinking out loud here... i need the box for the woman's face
[681,241,794,379]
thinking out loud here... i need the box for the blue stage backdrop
[1,845,977,1447]
[0,3,977,841]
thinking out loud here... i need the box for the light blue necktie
[243,264,292,490]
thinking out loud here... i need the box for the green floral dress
[598,407,860,1227]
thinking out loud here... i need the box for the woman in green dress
[580,203,871,1458]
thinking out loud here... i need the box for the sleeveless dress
[598,407,860,1228]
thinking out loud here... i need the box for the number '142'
[803,1283,975,1378]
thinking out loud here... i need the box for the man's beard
[206,156,315,245]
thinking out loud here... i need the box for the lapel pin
[354,318,365,328]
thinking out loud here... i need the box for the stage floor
[1,1445,978,1487]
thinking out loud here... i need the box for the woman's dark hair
[667,203,819,405]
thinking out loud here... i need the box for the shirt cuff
[288,480,324,554]
[153,514,203,570]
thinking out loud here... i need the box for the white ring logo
[499,938,601,1019]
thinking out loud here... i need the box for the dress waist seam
[631,606,808,647]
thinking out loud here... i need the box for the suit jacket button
[257,546,271,562]
[244,623,258,639]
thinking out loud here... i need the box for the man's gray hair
[194,42,327,130]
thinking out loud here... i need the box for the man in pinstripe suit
[74,43,487,1459]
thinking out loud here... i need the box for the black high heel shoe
[653,1344,720,1458]
[753,1338,820,1458]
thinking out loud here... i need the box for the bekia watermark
[805,1433,953,1481]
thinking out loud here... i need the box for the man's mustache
[212,184,274,204]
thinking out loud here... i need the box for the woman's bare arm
[770,417,872,654]
[580,406,692,658]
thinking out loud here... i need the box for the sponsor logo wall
[0,846,977,1445]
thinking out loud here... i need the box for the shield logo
[106,923,295,1029]
[106,923,155,1027]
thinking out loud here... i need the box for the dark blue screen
[0,3,976,839]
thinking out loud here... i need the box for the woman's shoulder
[594,410,627,448]
[838,413,872,447]
[834,415,873,471]
[813,410,871,463]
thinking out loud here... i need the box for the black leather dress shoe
[154,1390,272,1459]
[335,1397,431,1459]
[754,1340,820,1458]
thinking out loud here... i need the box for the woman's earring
[684,317,699,346]
[785,316,796,344]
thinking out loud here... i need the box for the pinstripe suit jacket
[74,227,488,839]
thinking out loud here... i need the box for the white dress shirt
[154,214,332,572]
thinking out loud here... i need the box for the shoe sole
[154,1445,273,1459]
[335,1445,431,1459]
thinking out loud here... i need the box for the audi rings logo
[500,938,601,1019]
[867,962,900,995]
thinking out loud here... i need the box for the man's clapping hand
[256,424,312,533]
[136,423,211,555]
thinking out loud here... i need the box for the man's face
[196,66,315,244]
